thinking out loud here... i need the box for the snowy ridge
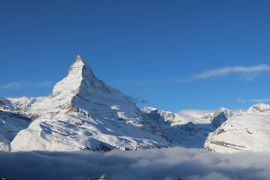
[1,55,270,153]
[7,56,170,151]
[1,56,229,152]
[205,104,270,153]
[0,110,31,151]
[248,103,270,113]
[142,107,238,148]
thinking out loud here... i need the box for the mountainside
[1,56,270,153]
[205,104,270,153]
[4,56,172,151]
[0,110,31,151]
[0,56,229,152]
[142,107,236,148]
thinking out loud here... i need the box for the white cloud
[0,81,54,90]
[0,148,270,180]
[0,82,25,89]
[36,81,54,88]
[237,98,270,104]
[250,98,270,103]
[237,99,247,104]
[179,64,270,82]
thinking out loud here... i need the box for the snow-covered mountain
[0,110,31,151]
[1,55,270,153]
[2,56,173,151]
[205,104,270,153]
[142,107,236,148]
[0,56,227,152]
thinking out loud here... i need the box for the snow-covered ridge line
[1,55,170,151]
[205,104,270,153]
[1,55,270,153]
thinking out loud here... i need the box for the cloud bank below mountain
[0,147,270,180]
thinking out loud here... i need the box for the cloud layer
[237,98,270,104]
[0,81,54,90]
[179,64,270,82]
[0,148,270,180]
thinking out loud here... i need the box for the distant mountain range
[1,55,269,153]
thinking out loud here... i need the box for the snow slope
[1,56,233,152]
[177,109,215,124]
[8,56,170,151]
[0,110,31,151]
[1,55,269,153]
[142,107,236,148]
[205,104,270,153]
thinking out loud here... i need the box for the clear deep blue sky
[1,0,270,111]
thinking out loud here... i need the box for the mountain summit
[52,56,137,113]
[52,55,97,99]
[7,56,169,151]
[1,55,270,153]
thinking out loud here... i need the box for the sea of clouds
[0,147,269,180]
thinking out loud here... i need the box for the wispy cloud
[0,81,54,90]
[250,98,270,103]
[178,64,270,83]
[0,82,26,90]
[36,81,54,88]
[133,97,149,105]
[237,99,247,104]
[237,98,270,104]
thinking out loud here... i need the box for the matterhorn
[1,55,171,151]
[1,55,270,153]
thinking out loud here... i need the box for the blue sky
[1,0,270,111]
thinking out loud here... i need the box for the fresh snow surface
[248,103,270,113]
[177,109,215,124]
[0,110,30,151]
[205,104,270,153]
[3,56,171,151]
[1,56,231,152]
[1,56,270,153]
[142,107,236,148]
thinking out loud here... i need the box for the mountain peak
[51,55,94,98]
[76,54,82,61]
[74,54,86,64]
[43,55,138,121]
[68,55,93,76]
[248,103,270,113]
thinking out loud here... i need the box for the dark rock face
[211,112,228,128]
